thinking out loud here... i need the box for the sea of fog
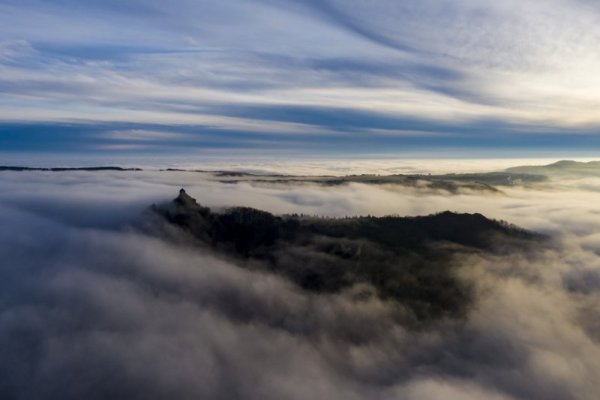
[0,160,599,399]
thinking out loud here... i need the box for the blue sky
[1,0,600,156]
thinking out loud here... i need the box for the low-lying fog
[1,161,599,399]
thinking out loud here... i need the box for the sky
[2,0,600,157]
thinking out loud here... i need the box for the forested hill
[142,189,542,322]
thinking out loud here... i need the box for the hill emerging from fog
[506,160,600,178]
[141,189,543,323]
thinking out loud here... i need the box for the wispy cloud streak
[1,0,600,152]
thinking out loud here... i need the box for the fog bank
[0,168,599,399]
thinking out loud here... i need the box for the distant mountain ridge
[506,160,600,177]
[3,160,596,189]
[0,166,141,171]
[0,165,513,193]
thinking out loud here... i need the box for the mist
[0,166,599,399]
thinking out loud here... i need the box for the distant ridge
[3,160,598,186]
[506,160,600,177]
[0,166,142,171]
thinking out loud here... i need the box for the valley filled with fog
[1,160,599,399]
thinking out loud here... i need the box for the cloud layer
[0,167,600,398]
[2,0,600,153]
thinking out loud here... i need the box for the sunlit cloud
[0,164,599,398]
